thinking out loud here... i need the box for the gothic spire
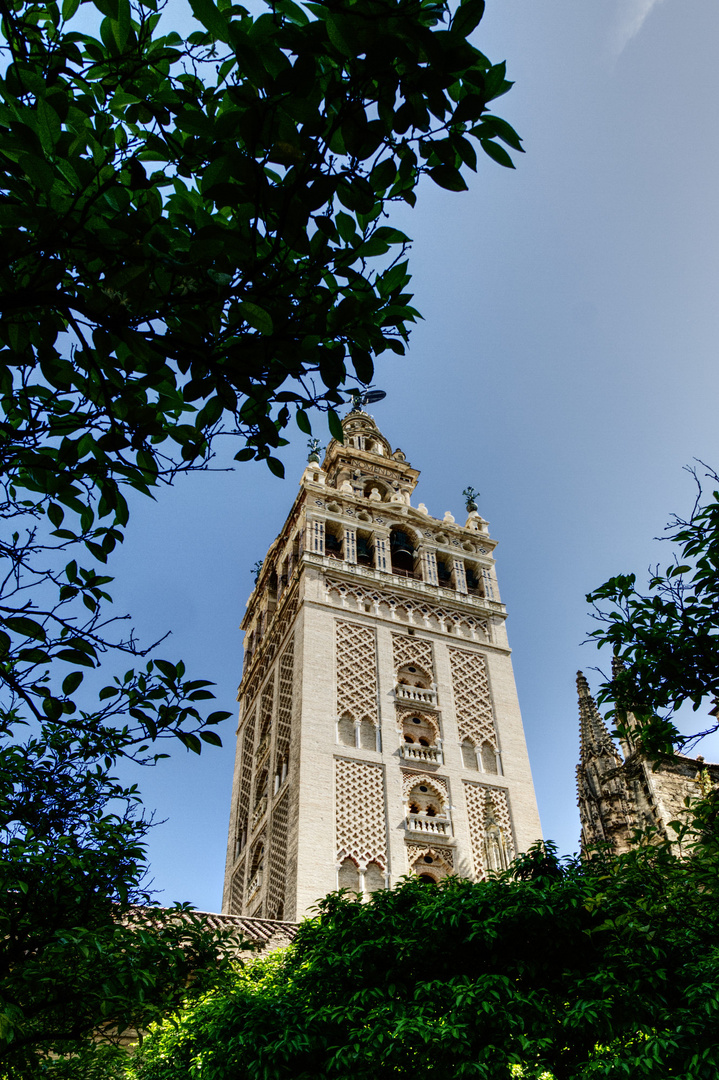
[577,671,622,765]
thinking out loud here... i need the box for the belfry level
[222,411,542,920]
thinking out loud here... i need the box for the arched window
[250,841,264,880]
[338,714,355,746]
[338,858,360,893]
[436,555,452,585]
[481,742,498,774]
[407,781,446,818]
[324,521,343,559]
[357,531,374,566]
[401,714,436,746]
[462,739,479,770]
[365,862,385,893]
[359,718,377,751]
[390,528,416,576]
[396,663,431,689]
[254,767,268,807]
[465,562,484,596]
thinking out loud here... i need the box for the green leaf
[62,671,84,695]
[62,0,82,17]
[328,408,344,444]
[428,165,468,192]
[296,410,312,435]
[200,730,223,746]
[4,617,47,641]
[480,139,515,169]
[266,456,285,478]
[154,659,178,680]
[240,302,274,335]
[188,0,229,41]
[452,0,485,39]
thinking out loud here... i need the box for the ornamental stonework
[335,620,378,724]
[463,782,515,880]
[266,790,290,920]
[326,578,490,641]
[391,632,434,680]
[335,758,387,870]
[406,843,455,872]
[449,647,497,748]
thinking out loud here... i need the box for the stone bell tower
[222,410,542,921]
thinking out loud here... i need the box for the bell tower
[222,410,542,920]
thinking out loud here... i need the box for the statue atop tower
[223,411,542,920]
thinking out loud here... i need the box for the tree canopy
[0,0,522,1072]
[587,465,719,756]
[127,832,719,1080]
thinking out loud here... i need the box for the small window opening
[418,874,437,884]
[419,737,430,747]
[423,856,433,864]
[404,734,414,743]
[419,785,428,792]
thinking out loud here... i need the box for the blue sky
[110,0,719,910]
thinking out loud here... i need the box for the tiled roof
[194,910,299,944]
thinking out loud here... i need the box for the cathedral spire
[577,671,621,765]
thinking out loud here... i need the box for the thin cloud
[613,0,666,56]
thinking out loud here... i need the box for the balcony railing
[396,684,437,707]
[251,795,268,832]
[246,868,263,902]
[391,567,422,580]
[405,814,452,837]
[401,744,443,765]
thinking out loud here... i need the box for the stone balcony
[401,744,443,765]
[405,814,452,837]
[395,684,437,707]
[246,868,263,903]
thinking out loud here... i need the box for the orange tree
[127,836,719,1080]
[0,0,521,1073]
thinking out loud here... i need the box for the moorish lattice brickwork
[335,758,388,870]
[223,409,541,919]
[392,632,435,680]
[336,621,378,725]
[449,647,497,748]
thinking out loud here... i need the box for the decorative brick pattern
[327,578,489,641]
[258,675,275,750]
[229,859,245,915]
[267,791,290,919]
[463,782,515,879]
[275,638,293,769]
[336,620,378,724]
[391,633,434,681]
[243,588,299,704]
[335,758,387,870]
[236,712,255,856]
[449,647,497,748]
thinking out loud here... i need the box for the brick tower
[222,410,542,920]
